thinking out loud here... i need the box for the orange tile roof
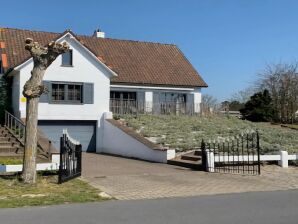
[0,27,207,88]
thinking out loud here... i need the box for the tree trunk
[22,67,45,184]
[22,97,39,183]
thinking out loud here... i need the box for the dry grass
[120,115,298,154]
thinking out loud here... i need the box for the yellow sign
[21,97,27,103]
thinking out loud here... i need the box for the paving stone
[82,153,298,200]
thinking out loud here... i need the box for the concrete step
[167,158,203,170]
[194,150,202,156]
[0,146,23,154]
[181,155,202,161]
[0,142,21,147]
[0,153,24,158]
[181,153,202,162]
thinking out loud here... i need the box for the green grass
[120,115,298,154]
[0,157,23,165]
[0,173,108,208]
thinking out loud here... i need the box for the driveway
[82,153,298,200]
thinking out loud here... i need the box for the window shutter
[186,93,194,115]
[40,81,51,103]
[83,83,94,104]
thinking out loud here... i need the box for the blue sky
[1,0,298,101]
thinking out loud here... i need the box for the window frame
[61,49,73,67]
[51,81,83,104]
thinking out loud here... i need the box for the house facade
[0,27,207,156]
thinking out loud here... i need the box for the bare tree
[22,38,69,184]
[256,63,298,123]
[230,87,256,103]
[201,94,219,115]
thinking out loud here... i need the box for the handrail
[4,110,26,144]
[4,110,57,160]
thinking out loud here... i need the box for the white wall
[15,34,113,150]
[11,72,20,117]
[145,91,153,112]
[101,113,175,163]
[193,88,202,113]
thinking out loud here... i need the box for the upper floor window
[61,50,73,66]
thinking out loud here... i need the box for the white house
[0,27,207,161]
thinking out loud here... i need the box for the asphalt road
[0,190,297,224]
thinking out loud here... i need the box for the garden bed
[118,115,298,154]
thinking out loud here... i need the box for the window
[159,92,186,103]
[52,83,65,101]
[68,84,82,102]
[61,50,73,66]
[52,83,82,103]
[110,91,136,101]
[0,60,3,74]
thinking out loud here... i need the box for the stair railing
[4,110,26,144]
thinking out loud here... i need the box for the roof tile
[0,27,207,87]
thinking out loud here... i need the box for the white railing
[206,150,298,172]
[4,110,26,143]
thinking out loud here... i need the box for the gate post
[278,150,288,168]
[201,140,207,171]
[206,150,215,172]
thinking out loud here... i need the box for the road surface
[0,190,297,224]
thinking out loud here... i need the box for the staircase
[0,125,24,157]
[1,111,58,161]
[167,150,203,170]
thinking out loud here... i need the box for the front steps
[0,126,24,157]
[167,150,203,170]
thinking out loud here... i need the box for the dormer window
[61,49,73,66]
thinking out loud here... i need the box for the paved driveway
[82,153,298,200]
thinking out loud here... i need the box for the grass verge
[0,173,108,208]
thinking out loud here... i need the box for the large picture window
[52,82,82,103]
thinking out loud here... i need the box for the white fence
[206,150,298,172]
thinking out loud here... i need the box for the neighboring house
[0,27,207,158]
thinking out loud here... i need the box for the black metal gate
[58,130,82,184]
[201,130,261,175]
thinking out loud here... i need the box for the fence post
[256,130,261,175]
[206,150,215,172]
[58,136,63,184]
[278,150,288,168]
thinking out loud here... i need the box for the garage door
[38,120,96,152]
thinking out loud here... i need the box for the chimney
[93,28,105,38]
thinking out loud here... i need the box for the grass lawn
[0,157,23,165]
[120,115,298,154]
[0,173,108,208]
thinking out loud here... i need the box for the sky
[1,0,298,101]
